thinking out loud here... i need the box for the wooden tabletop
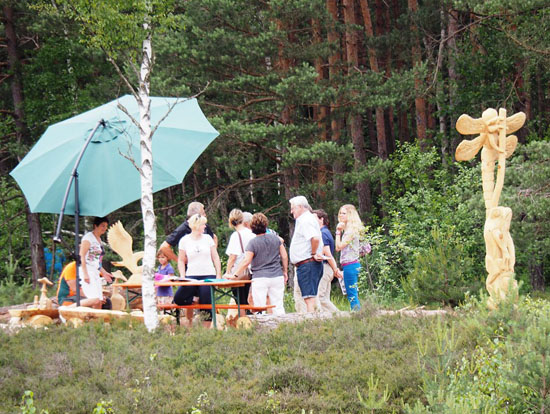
[114,279,252,289]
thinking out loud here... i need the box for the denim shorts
[296,260,323,298]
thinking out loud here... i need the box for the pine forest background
[1,0,549,306]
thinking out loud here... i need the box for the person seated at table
[57,261,101,308]
[228,213,288,315]
[174,214,221,326]
[155,251,175,305]
[158,201,217,262]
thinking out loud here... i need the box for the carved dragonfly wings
[455,110,525,161]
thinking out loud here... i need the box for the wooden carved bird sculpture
[107,221,144,279]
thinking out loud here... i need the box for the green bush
[0,256,40,307]
[408,295,550,413]
[501,140,550,292]
[402,228,483,307]
[363,143,485,301]
[5,295,550,413]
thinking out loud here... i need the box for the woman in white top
[79,217,113,308]
[335,204,363,311]
[224,209,255,315]
[174,214,221,324]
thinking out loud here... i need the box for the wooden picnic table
[114,279,252,327]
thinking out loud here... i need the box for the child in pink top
[155,252,175,304]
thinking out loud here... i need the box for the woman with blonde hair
[174,214,221,325]
[335,204,364,310]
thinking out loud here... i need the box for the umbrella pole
[53,119,105,307]
[74,172,81,305]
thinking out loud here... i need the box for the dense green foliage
[361,144,486,301]
[358,140,550,306]
[1,1,549,300]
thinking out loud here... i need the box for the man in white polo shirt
[289,195,324,313]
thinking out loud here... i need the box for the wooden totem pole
[455,108,526,309]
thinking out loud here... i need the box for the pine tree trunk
[436,8,448,165]
[389,0,410,144]
[344,0,371,215]
[326,0,345,197]
[358,0,387,160]
[137,27,158,332]
[313,18,329,194]
[516,61,530,142]
[447,9,459,153]
[383,4,396,154]
[529,259,545,291]
[408,0,428,148]
[367,109,377,153]
[536,64,543,136]
[398,109,410,143]
[4,4,46,286]
[192,163,200,197]
[275,19,297,200]
[163,187,176,234]
[386,108,395,154]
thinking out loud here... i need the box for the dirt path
[248,307,449,330]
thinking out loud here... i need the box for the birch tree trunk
[137,25,158,332]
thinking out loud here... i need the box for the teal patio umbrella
[11,95,219,217]
[10,95,219,304]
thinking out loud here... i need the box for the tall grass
[1,305,453,414]
[4,287,547,413]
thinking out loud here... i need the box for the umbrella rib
[151,99,183,136]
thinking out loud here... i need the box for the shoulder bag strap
[237,231,245,254]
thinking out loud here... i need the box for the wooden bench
[158,303,275,325]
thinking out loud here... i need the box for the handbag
[359,241,372,257]
[235,232,252,280]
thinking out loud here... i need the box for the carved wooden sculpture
[37,277,53,310]
[107,221,144,284]
[110,270,128,311]
[456,108,525,309]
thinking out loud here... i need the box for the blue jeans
[343,262,361,311]
[297,260,323,298]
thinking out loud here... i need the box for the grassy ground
[4,287,547,413]
[1,302,451,414]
